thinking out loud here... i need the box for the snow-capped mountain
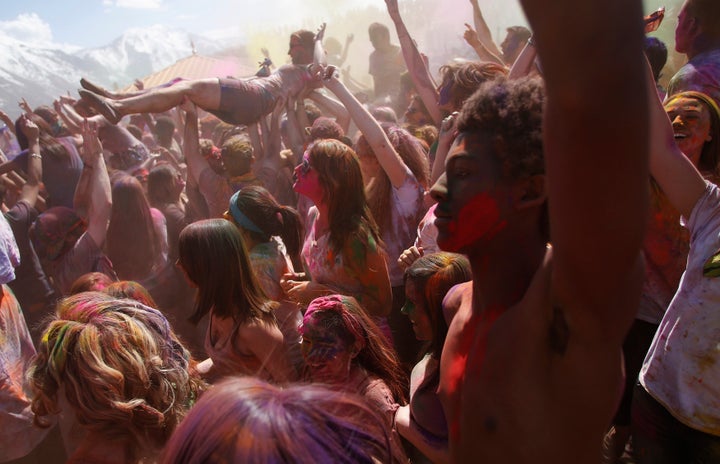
[0,25,245,120]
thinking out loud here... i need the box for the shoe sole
[79,89,120,125]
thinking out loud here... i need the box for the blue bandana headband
[228,191,265,235]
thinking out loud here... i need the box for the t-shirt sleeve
[686,182,720,245]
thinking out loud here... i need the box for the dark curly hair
[456,76,545,181]
[456,76,548,240]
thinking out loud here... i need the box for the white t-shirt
[640,182,720,436]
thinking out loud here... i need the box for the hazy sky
[0,0,679,50]
[0,0,529,49]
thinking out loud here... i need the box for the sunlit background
[0,0,686,112]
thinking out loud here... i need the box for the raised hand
[179,96,196,114]
[18,98,32,115]
[644,7,665,33]
[463,23,481,46]
[18,115,39,140]
[80,118,102,163]
[314,23,327,42]
[385,0,400,16]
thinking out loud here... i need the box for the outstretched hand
[463,23,481,46]
[0,109,12,125]
[644,7,665,34]
[385,0,400,16]
[18,98,32,115]
[179,96,196,114]
[314,65,340,88]
[18,115,39,140]
[81,118,102,162]
[59,94,77,105]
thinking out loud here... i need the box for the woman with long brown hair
[284,139,392,331]
[178,218,294,382]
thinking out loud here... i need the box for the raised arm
[283,97,306,159]
[385,0,442,126]
[16,116,42,208]
[430,112,459,185]
[463,23,505,65]
[0,109,15,136]
[179,99,209,186]
[323,69,410,188]
[507,39,538,79]
[79,120,112,249]
[306,90,351,134]
[468,0,503,59]
[524,0,648,333]
[646,66,707,218]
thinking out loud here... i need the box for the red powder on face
[445,193,507,251]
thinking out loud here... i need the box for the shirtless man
[79,27,343,128]
[430,0,650,461]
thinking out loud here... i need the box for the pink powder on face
[445,193,507,252]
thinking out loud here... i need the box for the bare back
[252,64,315,102]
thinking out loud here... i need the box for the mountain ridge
[0,25,248,120]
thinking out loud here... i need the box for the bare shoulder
[236,317,284,347]
[442,281,472,325]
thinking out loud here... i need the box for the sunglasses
[299,158,312,175]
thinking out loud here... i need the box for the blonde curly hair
[28,292,204,461]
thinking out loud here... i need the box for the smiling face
[665,96,713,167]
[402,279,433,341]
[300,312,356,384]
[430,132,510,255]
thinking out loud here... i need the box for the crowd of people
[1,0,719,462]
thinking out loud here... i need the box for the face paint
[293,153,323,202]
[432,134,514,255]
[300,313,355,383]
[438,83,452,106]
[436,192,507,253]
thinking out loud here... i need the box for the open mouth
[674,132,688,140]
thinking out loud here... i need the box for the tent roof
[123,54,256,91]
